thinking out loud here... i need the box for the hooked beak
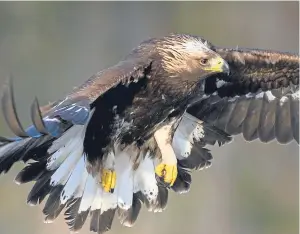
[204,56,230,75]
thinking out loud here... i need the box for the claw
[155,163,178,186]
[101,168,116,193]
[1,76,28,138]
[30,97,49,135]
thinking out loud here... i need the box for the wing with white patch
[0,52,162,234]
[0,35,159,233]
[171,48,299,193]
[170,112,232,194]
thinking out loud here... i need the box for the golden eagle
[0,33,298,233]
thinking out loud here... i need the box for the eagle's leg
[101,151,117,193]
[154,123,178,186]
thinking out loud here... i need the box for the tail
[0,125,169,233]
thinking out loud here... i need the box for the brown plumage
[0,33,298,234]
[187,47,299,144]
[216,48,299,91]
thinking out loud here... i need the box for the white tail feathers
[78,175,98,213]
[37,123,166,232]
[115,150,134,210]
[60,157,88,204]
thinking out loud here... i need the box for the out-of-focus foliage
[0,2,298,234]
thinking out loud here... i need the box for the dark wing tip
[97,208,116,234]
[1,76,28,137]
[0,136,14,144]
[30,97,49,135]
[117,193,142,227]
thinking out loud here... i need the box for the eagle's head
[133,33,229,85]
[157,34,229,79]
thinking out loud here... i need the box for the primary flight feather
[0,33,298,233]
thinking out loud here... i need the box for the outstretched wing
[187,48,299,144]
[170,48,299,193]
[0,52,154,233]
[1,48,154,138]
[45,51,154,120]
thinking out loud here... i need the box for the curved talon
[101,169,116,193]
[155,164,178,186]
[1,76,28,138]
[31,97,49,135]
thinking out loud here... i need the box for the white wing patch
[100,192,118,213]
[60,156,87,204]
[265,91,276,101]
[90,188,103,211]
[115,149,134,210]
[172,112,205,159]
[292,90,299,99]
[50,150,82,187]
[133,152,159,211]
[280,96,289,106]
[78,174,98,213]
[47,125,85,170]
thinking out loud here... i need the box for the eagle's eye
[199,58,209,65]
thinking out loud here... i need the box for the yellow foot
[155,164,178,186]
[101,169,116,193]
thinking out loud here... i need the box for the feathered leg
[154,122,178,187]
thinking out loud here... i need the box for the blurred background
[0,2,298,234]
